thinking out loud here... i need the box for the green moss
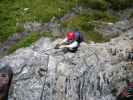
[8,32,52,53]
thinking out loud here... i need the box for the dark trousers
[63,47,77,53]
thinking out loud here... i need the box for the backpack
[0,64,13,100]
[74,31,83,43]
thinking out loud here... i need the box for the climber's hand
[59,45,68,49]
[54,44,60,49]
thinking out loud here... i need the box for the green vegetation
[0,0,17,43]
[106,0,133,10]
[8,32,52,53]
[0,0,77,43]
[85,31,109,43]
[78,0,108,10]
[62,11,117,42]
[15,0,77,22]
[79,0,133,11]
[129,12,133,19]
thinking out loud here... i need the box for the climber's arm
[58,38,67,45]
[59,41,78,49]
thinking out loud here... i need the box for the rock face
[96,19,133,38]
[0,36,132,100]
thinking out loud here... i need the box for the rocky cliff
[0,32,132,100]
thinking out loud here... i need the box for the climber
[55,31,83,53]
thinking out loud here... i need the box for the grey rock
[0,37,132,100]
[96,19,133,38]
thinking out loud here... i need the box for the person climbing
[55,31,83,53]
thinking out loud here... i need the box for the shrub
[78,0,108,10]
[106,0,133,10]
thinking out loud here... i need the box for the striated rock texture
[0,36,132,100]
[96,19,133,39]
